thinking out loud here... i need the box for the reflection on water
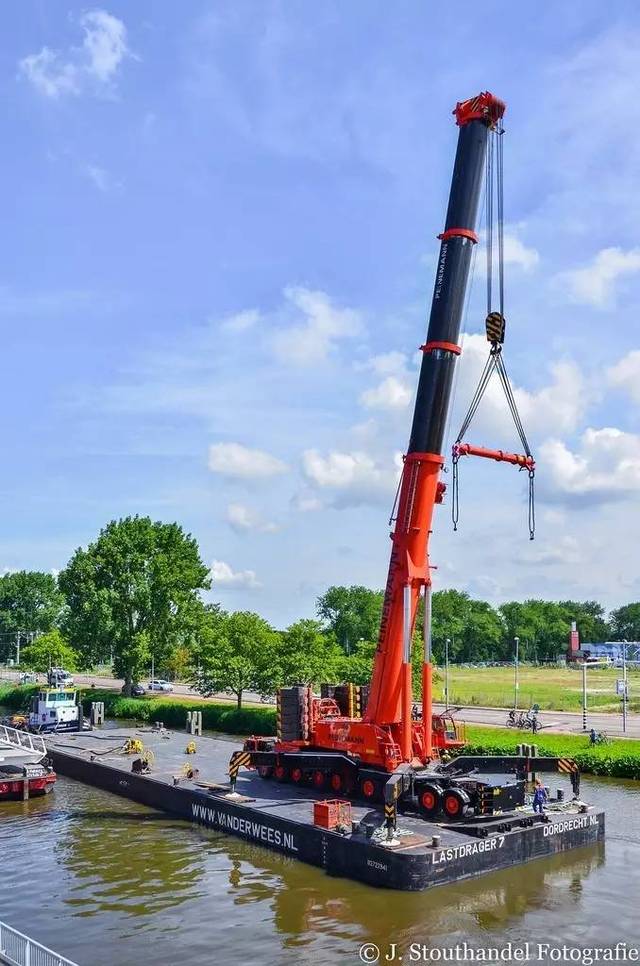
[0,775,638,966]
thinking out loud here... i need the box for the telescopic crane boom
[364,92,505,762]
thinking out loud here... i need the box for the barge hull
[48,730,604,892]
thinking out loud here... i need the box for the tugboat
[27,687,90,733]
[0,724,56,801]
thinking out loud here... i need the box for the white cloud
[502,234,540,272]
[557,247,640,308]
[82,163,115,192]
[302,448,400,508]
[607,349,640,404]
[19,9,131,99]
[270,286,362,366]
[540,427,640,503]
[210,559,260,589]
[454,334,586,441]
[478,231,540,275]
[360,375,412,411]
[219,309,260,333]
[226,502,278,533]
[208,442,287,479]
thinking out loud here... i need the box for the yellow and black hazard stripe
[485,311,505,344]
[228,750,252,778]
[557,757,578,774]
[384,803,397,823]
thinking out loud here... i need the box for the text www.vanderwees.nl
[191,802,298,851]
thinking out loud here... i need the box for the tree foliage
[192,609,280,708]
[316,585,383,652]
[59,516,210,692]
[0,571,63,661]
[20,629,78,672]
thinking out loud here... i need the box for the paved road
[0,670,268,708]
[433,702,640,739]
[2,670,637,738]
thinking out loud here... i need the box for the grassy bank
[463,724,640,781]
[0,684,277,736]
[436,664,640,713]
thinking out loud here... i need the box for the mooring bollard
[90,701,105,725]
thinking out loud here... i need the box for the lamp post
[622,640,628,734]
[445,637,450,710]
[514,636,520,711]
[582,660,587,731]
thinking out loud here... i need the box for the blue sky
[3,1,640,627]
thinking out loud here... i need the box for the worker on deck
[532,779,547,814]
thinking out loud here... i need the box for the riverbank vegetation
[2,682,640,780]
[1,515,639,709]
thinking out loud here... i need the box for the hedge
[462,725,640,781]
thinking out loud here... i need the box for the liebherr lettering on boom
[236,93,581,830]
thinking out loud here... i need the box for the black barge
[46,726,605,892]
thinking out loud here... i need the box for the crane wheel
[442,788,470,821]
[312,770,326,791]
[417,783,442,819]
[257,765,273,779]
[290,766,304,785]
[274,764,290,783]
[359,777,381,802]
[329,771,345,794]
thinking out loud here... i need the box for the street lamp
[622,639,628,734]
[445,638,450,710]
[514,636,520,711]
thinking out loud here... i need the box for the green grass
[434,664,639,713]
[463,724,640,780]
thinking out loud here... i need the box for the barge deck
[47,727,604,891]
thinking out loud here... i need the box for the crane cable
[452,123,535,540]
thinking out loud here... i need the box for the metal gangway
[0,725,46,760]
[0,921,78,966]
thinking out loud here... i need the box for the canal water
[1,752,639,965]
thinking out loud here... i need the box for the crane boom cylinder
[366,93,505,733]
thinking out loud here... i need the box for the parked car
[47,667,74,687]
[122,683,146,697]
[147,679,173,692]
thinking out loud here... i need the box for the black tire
[442,788,471,821]
[417,783,442,819]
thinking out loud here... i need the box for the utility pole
[581,660,587,731]
[445,638,450,711]
[622,639,628,734]
[514,636,520,711]
[16,631,21,667]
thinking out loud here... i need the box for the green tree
[316,585,383,652]
[500,599,571,662]
[0,571,64,662]
[193,610,280,708]
[558,600,610,644]
[278,619,343,686]
[610,603,640,641]
[59,516,210,693]
[20,629,78,672]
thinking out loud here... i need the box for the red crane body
[312,93,505,772]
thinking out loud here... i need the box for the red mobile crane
[239,93,579,825]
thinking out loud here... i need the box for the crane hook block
[485,312,505,345]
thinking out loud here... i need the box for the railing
[0,725,46,758]
[0,922,77,966]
